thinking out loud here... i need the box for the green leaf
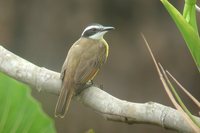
[161,0,200,71]
[0,72,56,133]
[183,0,198,33]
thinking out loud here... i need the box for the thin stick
[141,34,200,132]
[166,71,200,109]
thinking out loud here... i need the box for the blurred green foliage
[85,129,95,133]
[161,0,200,72]
[0,72,56,133]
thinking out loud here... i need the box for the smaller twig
[158,64,200,132]
[141,34,200,132]
[166,71,200,109]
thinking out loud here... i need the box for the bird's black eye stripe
[91,28,97,31]
[88,28,97,34]
[82,28,98,37]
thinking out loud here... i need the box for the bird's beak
[102,26,115,31]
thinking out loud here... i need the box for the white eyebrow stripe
[81,25,101,36]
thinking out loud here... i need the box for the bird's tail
[55,79,74,118]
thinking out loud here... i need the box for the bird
[55,23,114,118]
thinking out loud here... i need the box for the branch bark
[0,45,199,133]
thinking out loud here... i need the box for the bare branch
[0,45,199,132]
[0,45,61,94]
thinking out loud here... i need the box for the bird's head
[81,23,114,40]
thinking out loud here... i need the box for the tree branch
[0,45,199,133]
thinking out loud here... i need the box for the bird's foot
[84,80,94,88]
[74,80,94,96]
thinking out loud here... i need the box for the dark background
[0,0,199,132]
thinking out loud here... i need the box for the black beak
[102,26,115,31]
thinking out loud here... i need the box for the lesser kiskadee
[55,23,114,118]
